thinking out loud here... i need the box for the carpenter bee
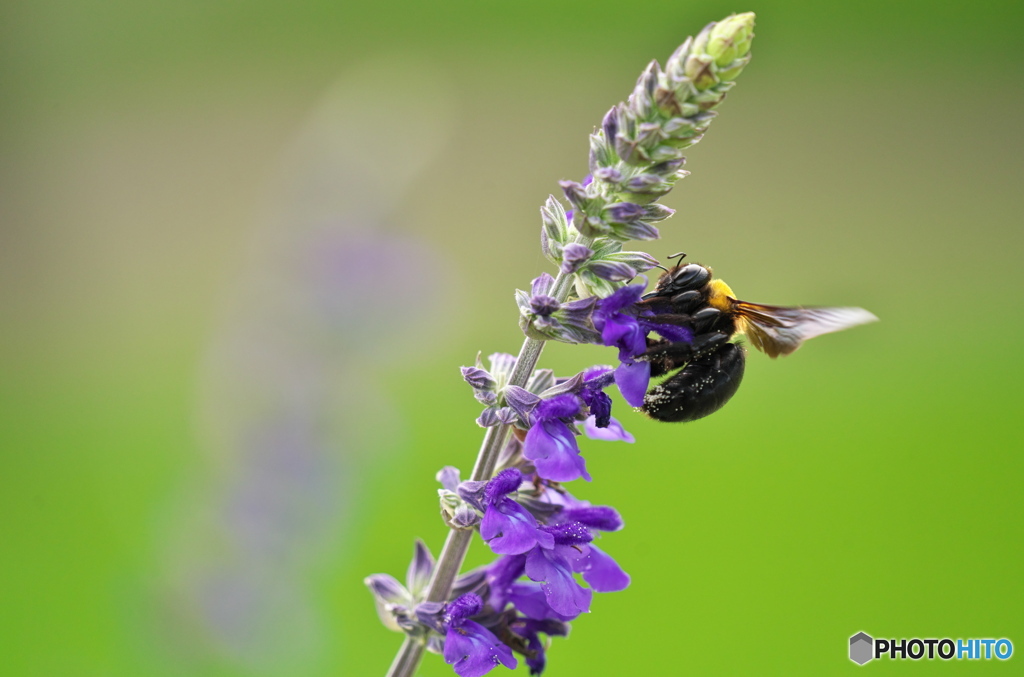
[635,254,876,423]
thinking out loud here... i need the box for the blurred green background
[2,0,1022,674]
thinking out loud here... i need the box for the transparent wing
[733,301,877,358]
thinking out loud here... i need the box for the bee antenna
[667,251,687,262]
[652,264,670,273]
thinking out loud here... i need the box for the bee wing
[732,301,877,358]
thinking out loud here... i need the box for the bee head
[650,253,712,297]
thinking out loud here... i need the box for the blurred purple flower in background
[158,60,456,673]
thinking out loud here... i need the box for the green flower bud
[707,12,755,67]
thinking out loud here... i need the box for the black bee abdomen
[641,343,746,423]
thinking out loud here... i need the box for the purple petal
[484,468,523,503]
[529,294,560,317]
[446,593,483,623]
[589,260,638,282]
[530,273,555,297]
[593,166,622,183]
[602,105,619,145]
[559,180,588,209]
[364,573,408,605]
[523,420,591,483]
[583,415,635,443]
[415,600,447,634]
[525,547,592,618]
[504,385,541,421]
[560,506,623,532]
[560,243,593,275]
[533,393,581,421]
[487,352,517,376]
[578,545,631,592]
[615,360,651,407]
[536,372,585,399]
[481,499,555,555]
[477,408,500,427]
[436,466,462,492]
[444,620,518,677]
[406,540,435,596]
[620,324,649,358]
[508,582,575,621]
[457,480,488,512]
[597,284,645,315]
[604,202,645,224]
[461,366,496,390]
[543,522,593,546]
[599,314,637,348]
[582,365,613,381]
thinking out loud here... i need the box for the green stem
[384,237,592,677]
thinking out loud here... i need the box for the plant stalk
[384,240,589,677]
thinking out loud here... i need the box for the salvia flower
[592,284,651,406]
[590,283,698,407]
[523,394,590,482]
[443,594,518,677]
[524,523,594,618]
[501,365,634,483]
[480,469,555,555]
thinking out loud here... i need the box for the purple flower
[480,469,555,555]
[523,523,594,618]
[523,394,591,482]
[592,285,647,359]
[592,285,652,406]
[583,415,634,442]
[514,366,633,475]
[544,500,631,593]
[590,284,698,407]
[576,367,614,428]
[443,594,518,677]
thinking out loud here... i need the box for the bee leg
[690,307,725,333]
[669,290,703,312]
[639,331,729,364]
[642,338,675,378]
[641,343,746,423]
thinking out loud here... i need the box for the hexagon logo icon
[850,632,874,665]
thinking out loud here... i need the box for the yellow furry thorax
[706,278,736,311]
